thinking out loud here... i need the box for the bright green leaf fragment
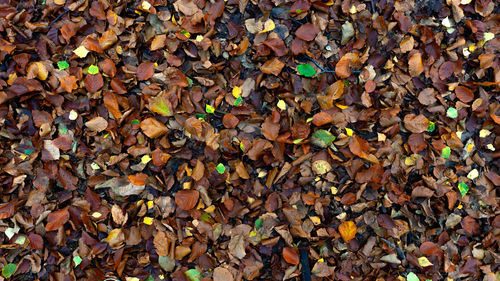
[458,182,469,197]
[73,256,82,267]
[25,149,34,155]
[312,129,336,148]
[297,64,316,77]
[57,61,69,70]
[14,236,26,245]
[406,272,419,281]
[185,269,201,281]
[255,218,263,229]
[200,213,213,224]
[180,30,191,38]
[441,146,451,159]
[130,119,140,125]
[216,163,225,174]
[447,107,458,118]
[293,138,303,144]
[88,65,99,75]
[234,96,243,107]
[2,263,16,279]
[145,276,154,281]
[187,77,193,87]
[195,113,207,121]
[296,9,302,13]
[206,104,215,114]
[427,121,435,132]
[239,142,245,151]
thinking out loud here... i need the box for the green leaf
[205,104,215,114]
[234,96,243,107]
[195,113,207,121]
[427,121,435,132]
[312,129,336,148]
[187,77,193,87]
[88,65,99,75]
[297,64,316,77]
[130,119,140,125]
[255,218,263,229]
[200,213,214,224]
[293,138,303,144]
[296,9,302,13]
[73,256,82,267]
[239,142,245,151]
[24,149,34,155]
[145,276,154,281]
[185,269,201,281]
[14,236,26,245]
[216,163,225,174]
[441,146,451,159]
[149,92,173,116]
[406,272,419,281]
[446,107,458,118]
[458,182,469,197]
[158,256,175,272]
[57,61,69,70]
[2,263,16,279]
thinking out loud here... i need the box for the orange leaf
[60,75,78,93]
[84,73,104,93]
[282,247,300,265]
[140,117,168,138]
[101,59,116,77]
[103,91,122,119]
[349,135,370,158]
[408,51,423,77]
[338,221,357,243]
[128,173,148,185]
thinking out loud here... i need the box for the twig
[50,9,69,25]
[298,243,312,281]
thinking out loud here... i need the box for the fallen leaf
[140,117,168,138]
[408,52,424,77]
[45,208,70,231]
[295,23,320,41]
[261,58,285,76]
[338,220,357,243]
[175,190,199,210]
[137,62,155,81]
[282,247,299,265]
[85,117,108,132]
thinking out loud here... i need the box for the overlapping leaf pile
[0,0,499,280]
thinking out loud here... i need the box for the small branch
[50,9,69,26]
[304,56,361,75]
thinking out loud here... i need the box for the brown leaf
[261,58,284,76]
[340,192,356,205]
[318,80,344,109]
[420,241,442,256]
[151,34,166,51]
[192,160,205,181]
[140,117,168,138]
[137,62,155,81]
[28,233,44,250]
[336,57,351,78]
[439,61,455,80]
[222,113,239,128]
[408,133,426,153]
[213,267,234,281]
[403,114,429,133]
[295,23,320,41]
[261,116,280,141]
[349,135,370,158]
[60,75,78,93]
[411,186,434,198]
[418,88,437,105]
[484,172,500,186]
[455,86,474,103]
[154,231,170,256]
[84,73,104,93]
[461,216,479,235]
[111,78,127,94]
[283,247,299,265]
[312,111,334,126]
[85,116,108,132]
[174,190,199,210]
[45,208,70,231]
[408,52,424,77]
[0,200,16,219]
[99,29,117,50]
[103,91,122,119]
[338,221,357,243]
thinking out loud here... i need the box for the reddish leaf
[295,23,320,41]
[28,233,44,250]
[455,86,474,103]
[408,51,424,77]
[408,133,426,153]
[439,61,455,80]
[103,91,122,119]
[128,173,148,185]
[45,208,70,231]
[175,190,199,210]
[60,22,77,42]
[403,114,429,133]
[111,78,127,94]
[0,200,16,219]
[420,241,442,256]
[222,113,239,129]
[84,73,104,93]
[261,116,280,141]
[60,75,78,93]
[261,58,285,76]
[263,38,287,57]
[137,62,155,81]
[282,247,299,265]
[461,216,479,235]
[102,59,116,77]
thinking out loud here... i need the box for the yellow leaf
[141,0,151,10]
[73,45,89,58]
[310,216,321,225]
[232,86,242,98]
[195,35,203,42]
[125,278,140,281]
[277,99,286,110]
[418,256,433,267]
[141,155,151,164]
[259,19,275,33]
[91,212,102,218]
[336,103,348,109]
[28,62,48,80]
[338,221,357,243]
[69,110,78,120]
[143,217,154,225]
[330,186,338,195]
[105,229,122,243]
[345,127,353,136]
[147,201,154,209]
[205,205,215,213]
[483,32,494,42]
[7,73,17,85]
[479,129,491,138]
